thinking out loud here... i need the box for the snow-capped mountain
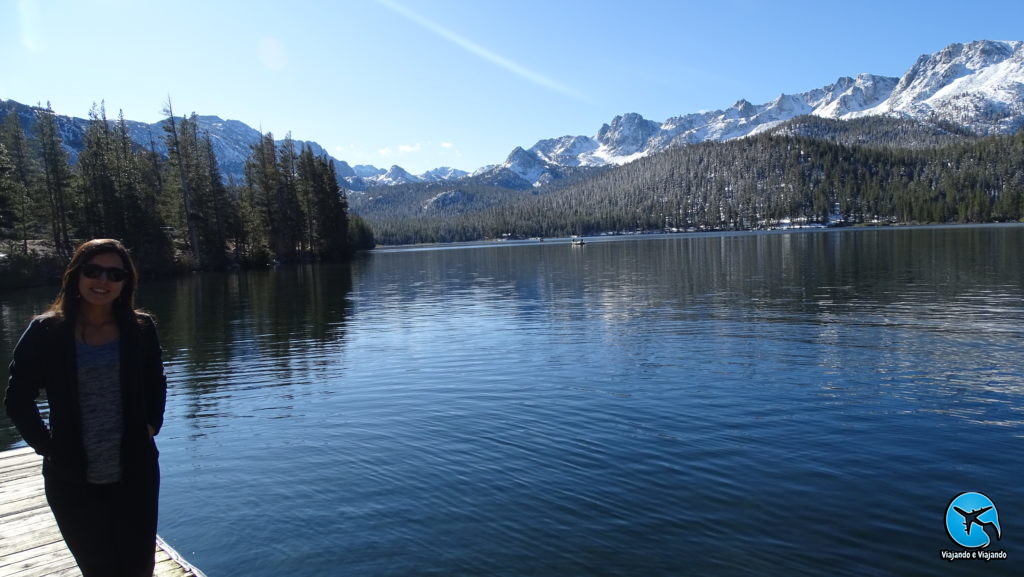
[0,102,351,184]
[4,40,1023,191]
[0,101,466,189]
[530,135,598,167]
[481,39,1024,186]
[353,165,385,179]
[858,40,1024,134]
[465,146,585,190]
[338,164,468,189]
[503,147,549,184]
[376,165,423,186]
[595,113,662,158]
[131,115,266,182]
[421,166,469,181]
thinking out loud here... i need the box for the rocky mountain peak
[333,160,357,179]
[421,166,469,181]
[529,135,599,167]
[378,165,422,185]
[732,99,757,118]
[596,113,660,156]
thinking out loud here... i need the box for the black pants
[44,468,160,577]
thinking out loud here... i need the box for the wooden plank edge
[0,455,43,474]
[0,447,36,460]
[156,536,207,577]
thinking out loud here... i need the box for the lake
[2,225,1023,575]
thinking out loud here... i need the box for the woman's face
[78,251,127,311]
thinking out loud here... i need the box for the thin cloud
[375,0,585,101]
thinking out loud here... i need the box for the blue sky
[2,0,1023,174]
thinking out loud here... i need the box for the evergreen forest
[353,117,1024,245]
[0,101,375,288]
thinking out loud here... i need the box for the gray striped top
[76,339,123,484]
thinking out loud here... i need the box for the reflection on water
[2,225,1022,576]
[145,265,353,436]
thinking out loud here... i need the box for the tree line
[0,101,374,288]
[352,118,1024,245]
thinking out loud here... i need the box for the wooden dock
[0,446,206,577]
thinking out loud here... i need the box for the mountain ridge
[484,40,1024,188]
[3,40,1022,191]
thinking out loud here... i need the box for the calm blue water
[2,225,1022,575]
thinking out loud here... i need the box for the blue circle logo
[945,492,1002,549]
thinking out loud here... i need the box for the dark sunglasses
[80,263,129,283]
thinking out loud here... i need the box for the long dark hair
[48,239,142,326]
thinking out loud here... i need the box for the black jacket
[4,313,167,482]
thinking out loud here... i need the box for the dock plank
[0,447,37,460]
[0,448,206,577]
[0,494,49,519]
[0,541,69,575]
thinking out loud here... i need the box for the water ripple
[6,227,1011,577]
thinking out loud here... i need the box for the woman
[4,239,167,577]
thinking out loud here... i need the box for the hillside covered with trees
[351,117,1024,245]
[0,101,375,288]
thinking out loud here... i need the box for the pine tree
[78,102,122,239]
[0,142,15,237]
[0,111,38,252]
[312,150,351,258]
[274,134,303,259]
[162,99,202,268]
[35,103,74,260]
[114,110,175,272]
[245,132,304,261]
[194,130,233,267]
[246,133,282,258]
